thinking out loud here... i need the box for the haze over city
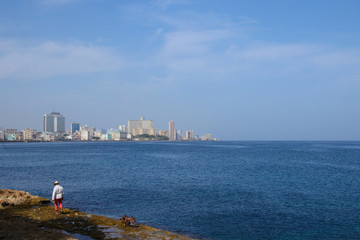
[1,0,360,140]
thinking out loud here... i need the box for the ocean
[0,141,359,239]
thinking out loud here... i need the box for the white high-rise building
[43,112,65,133]
[169,120,175,141]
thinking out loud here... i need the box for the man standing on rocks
[52,181,64,214]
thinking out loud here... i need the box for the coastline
[0,189,198,240]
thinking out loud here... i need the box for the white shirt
[52,185,64,200]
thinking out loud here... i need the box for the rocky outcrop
[0,189,196,240]
[0,189,50,208]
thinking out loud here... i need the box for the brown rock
[0,189,49,208]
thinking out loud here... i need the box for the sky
[1,0,360,140]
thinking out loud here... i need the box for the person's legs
[58,198,63,213]
[54,199,59,214]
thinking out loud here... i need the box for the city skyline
[1,1,360,140]
[0,112,215,141]
[1,111,213,139]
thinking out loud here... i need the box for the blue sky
[1,0,360,140]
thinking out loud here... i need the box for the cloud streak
[39,0,78,5]
[0,40,124,81]
[156,28,360,85]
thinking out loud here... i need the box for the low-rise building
[101,133,112,141]
[185,130,194,140]
[80,130,91,141]
[200,134,214,141]
[16,132,23,141]
[93,131,103,139]
[7,133,17,141]
[41,132,60,141]
[109,130,127,141]
[0,130,4,141]
[4,129,17,135]
[159,130,168,137]
[23,128,37,141]
[72,131,81,140]
[176,130,182,140]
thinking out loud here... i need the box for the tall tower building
[169,120,175,141]
[71,122,80,134]
[43,112,65,133]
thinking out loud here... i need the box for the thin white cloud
[125,2,359,84]
[236,44,323,60]
[231,44,360,79]
[0,40,124,81]
[310,50,360,68]
[39,0,78,4]
[151,0,187,9]
[156,28,360,84]
[163,30,230,56]
[155,11,254,31]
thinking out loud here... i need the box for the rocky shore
[0,189,197,240]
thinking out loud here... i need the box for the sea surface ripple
[1,141,359,239]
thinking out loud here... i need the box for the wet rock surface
[0,189,197,240]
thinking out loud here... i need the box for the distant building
[4,129,17,135]
[200,134,214,141]
[159,130,168,137]
[65,134,73,141]
[23,128,36,141]
[119,125,127,133]
[43,112,65,133]
[4,129,17,141]
[101,132,112,141]
[7,133,17,141]
[133,128,157,136]
[80,129,91,141]
[41,132,62,141]
[93,131,103,139]
[185,130,194,140]
[128,116,156,136]
[16,132,23,141]
[169,120,175,141]
[71,122,80,134]
[72,131,81,140]
[176,130,182,140]
[109,130,127,141]
[89,127,96,138]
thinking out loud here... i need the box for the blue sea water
[0,141,359,239]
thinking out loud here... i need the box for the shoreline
[0,139,219,143]
[0,189,198,240]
